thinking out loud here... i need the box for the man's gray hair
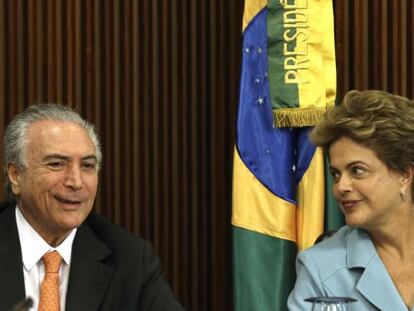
[3,103,102,199]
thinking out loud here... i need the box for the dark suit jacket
[0,203,185,311]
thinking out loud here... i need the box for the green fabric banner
[233,227,297,311]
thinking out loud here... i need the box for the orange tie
[38,251,62,311]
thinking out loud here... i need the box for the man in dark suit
[0,104,185,310]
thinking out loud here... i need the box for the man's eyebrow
[82,155,98,162]
[42,154,97,162]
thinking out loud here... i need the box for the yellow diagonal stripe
[232,148,297,242]
[296,147,325,251]
[243,0,267,31]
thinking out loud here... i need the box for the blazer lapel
[347,229,406,310]
[356,257,407,310]
[65,221,114,311]
[0,206,26,310]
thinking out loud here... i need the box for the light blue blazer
[288,226,412,311]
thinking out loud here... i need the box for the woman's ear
[401,165,414,186]
[7,162,21,195]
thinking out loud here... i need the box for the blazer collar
[346,228,408,310]
[0,206,26,310]
[65,218,114,311]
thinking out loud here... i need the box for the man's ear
[7,162,22,195]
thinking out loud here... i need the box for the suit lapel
[65,220,114,311]
[356,257,407,310]
[347,229,407,310]
[0,206,26,310]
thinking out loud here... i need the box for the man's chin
[57,213,88,230]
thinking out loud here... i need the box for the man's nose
[63,164,83,190]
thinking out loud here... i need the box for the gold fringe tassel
[273,107,327,128]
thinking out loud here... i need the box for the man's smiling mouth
[54,196,82,205]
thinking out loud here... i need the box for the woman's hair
[310,90,414,173]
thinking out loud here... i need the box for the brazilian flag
[232,0,342,310]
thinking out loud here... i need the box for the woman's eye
[352,166,365,175]
[330,170,340,182]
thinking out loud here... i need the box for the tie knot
[42,251,62,273]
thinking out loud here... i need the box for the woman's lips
[341,200,361,212]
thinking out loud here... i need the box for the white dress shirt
[15,207,77,311]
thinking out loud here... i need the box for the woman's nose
[335,174,353,196]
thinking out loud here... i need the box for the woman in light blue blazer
[288,90,414,311]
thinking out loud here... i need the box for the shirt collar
[15,206,77,271]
